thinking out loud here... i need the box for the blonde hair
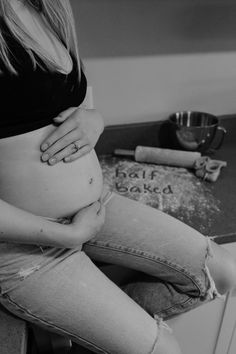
[0,0,80,76]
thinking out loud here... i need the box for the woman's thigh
[0,250,159,354]
[84,193,216,300]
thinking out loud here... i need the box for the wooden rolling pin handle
[114,149,135,157]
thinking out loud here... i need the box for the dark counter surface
[206,140,236,244]
[96,115,236,244]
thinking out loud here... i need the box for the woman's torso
[0,2,103,218]
[0,126,103,218]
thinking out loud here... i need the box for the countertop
[96,115,236,244]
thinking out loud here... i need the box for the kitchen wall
[71,0,236,125]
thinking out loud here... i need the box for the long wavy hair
[0,0,80,75]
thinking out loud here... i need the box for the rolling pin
[114,146,201,168]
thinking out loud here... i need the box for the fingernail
[41,153,49,161]
[64,157,71,162]
[41,143,49,151]
[49,158,57,165]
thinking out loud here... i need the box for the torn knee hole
[203,238,225,300]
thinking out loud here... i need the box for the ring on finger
[71,141,80,153]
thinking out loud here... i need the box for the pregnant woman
[0,1,235,353]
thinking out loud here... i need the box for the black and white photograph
[0,1,236,353]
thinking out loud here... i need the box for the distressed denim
[0,190,220,354]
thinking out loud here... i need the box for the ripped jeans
[0,191,221,354]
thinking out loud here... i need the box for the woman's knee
[207,241,236,295]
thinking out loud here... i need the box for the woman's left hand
[40,107,104,165]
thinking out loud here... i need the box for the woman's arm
[0,198,105,249]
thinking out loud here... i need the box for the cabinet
[214,242,236,354]
[168,242,236,354]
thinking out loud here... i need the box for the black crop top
[0,22,87,139]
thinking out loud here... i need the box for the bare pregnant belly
[0,125,103,218]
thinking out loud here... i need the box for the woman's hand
[40,107,104,165]
[66,201,106,248]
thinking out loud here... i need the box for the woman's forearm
[0,198,70,248]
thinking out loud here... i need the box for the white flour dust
[100,156,221,234]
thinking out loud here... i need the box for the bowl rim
[168,111,219,128]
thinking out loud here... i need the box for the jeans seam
[1,293,109,354]
[86,241,205,296]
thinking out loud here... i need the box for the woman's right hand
[0,198,105,250]
[67,201,106,247]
